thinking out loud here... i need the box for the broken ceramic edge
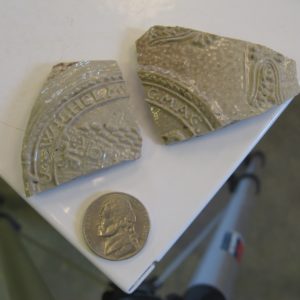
[136,25,300,144]
[22,60,142,197]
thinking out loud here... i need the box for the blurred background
[0,96,299,300]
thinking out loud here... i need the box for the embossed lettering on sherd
[136,26,300,144]
[22,61,142,196]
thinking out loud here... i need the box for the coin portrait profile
[82,192,150,261]
[97,196,140,258]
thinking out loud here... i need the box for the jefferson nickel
[82,192,150,261]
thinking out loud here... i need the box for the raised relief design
[82,192,150,261]
[139,71,220,143]
[22,61,142,197]
[136,26,300,144]
[246,45,283,110]
[147,26,194,46]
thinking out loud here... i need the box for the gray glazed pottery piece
[136,26,300,144]
[22,61,142,197]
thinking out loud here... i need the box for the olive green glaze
[136,26,300,144]
[22,61,142,197]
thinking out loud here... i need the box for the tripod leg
[185,155,262,300]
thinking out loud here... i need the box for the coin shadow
[117,27,162,145]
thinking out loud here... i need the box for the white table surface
[0,0,299,293]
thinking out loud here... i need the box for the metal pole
[185,156,262,300]
[154,213,222,289]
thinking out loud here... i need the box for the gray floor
[235,97,300,300]
[0,96,299,299]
